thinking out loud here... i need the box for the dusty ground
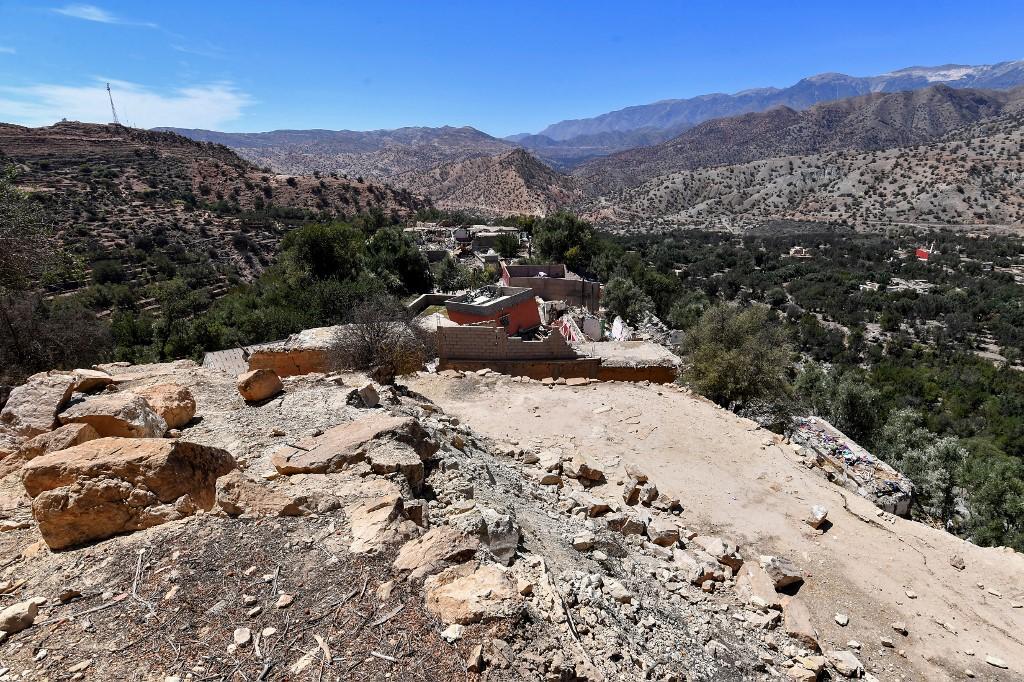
[407,372,1024,682]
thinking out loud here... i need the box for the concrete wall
[500,264,601,312]
[440,358,601,380]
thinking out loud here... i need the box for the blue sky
[0,1,1022,136]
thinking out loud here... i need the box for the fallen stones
[673,548,726,585]
[479,507,520,565]
[135,384,196,429]
[827,650,864,678]
[562,453,605,485]
[806,505,829,529]
[0,423,100,476]
[572,532,596,551]
[606,511,646,536]
[357,383,379,408]
[366,441,425,492]
[692,535,743,570]
[215,470,304,517]
[0,373,77,438]
[423,562,521,625]
[70,368,113,393]
[835,613,849,626]
[891,621,908,636]
[646,517,680,547]
[236,369,283,402]
[949,554,966,571]
[570,491,610,517]
[985,656,1008,669]
[736,562,782,610]
[393,526,480,580]
[0,597,45,636]
[271,415,435,475]
[59,393,167,438]
[603,577,632,603]
[781,596,820,651]
[760,555,804,590]
[345,479,418,554]
[22,437,235,550]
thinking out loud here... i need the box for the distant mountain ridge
[157,125,514,181]
[528,60,1024,143]
[574,84,1024,196]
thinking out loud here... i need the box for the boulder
[216,470,304,517]
[673,549,726,585]
[0,373,77,438]
[0,423,100,477]
[246,326,338,377]
[646,517,680,547]
[70,369,114,393]
[393,526,480,580]
[562,453,605,485]
[736,562,782,610]
[424,562,521,625]
[357,383,380,408]
[59,393,167,438]
[760,555,804,590]
[606,511,646,536]
[806,505,829,529]
[622,478,641,505]
[345,479,418,554]
[570,491,610,517]
[781,596,820,651]
[272,415,436,475]
[236,369,283,402]
[826,650,864,678]
[22,437,235,550]
[365,442,425,492]
[623,463,648,483]
[135,384,196,429]
[692,535,743,570]
[480,507,520,566]
[0,597,46,636]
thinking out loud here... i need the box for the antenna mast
[106,82,121,126]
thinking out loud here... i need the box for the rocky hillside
[575,86,1024,196]
[395,148,581,217]
[0,349,1020,679]
[0,122,425,287]
[530,60,1024,143]
[585,114,1024,229]
[163,125,515,183]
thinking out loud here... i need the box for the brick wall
[438,326,581,361]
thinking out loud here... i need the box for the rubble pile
[0,359,1014,680]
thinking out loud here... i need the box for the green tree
[681,304,793,410]
[829,373,880,444]
[494,233,520,259]
[532,212,596,270]
[603,276,654,324]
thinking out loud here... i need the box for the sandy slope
[408,372,1024,681]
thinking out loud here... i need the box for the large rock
[672,548,726,585]
[216,470,304,517]
[692,535,743,570]
[647,517,680,547]
[0,597,46,636]
[0,373,77,438]
[736,562,782,610]
[22,437,235,550]
[0,423,100,477]
[480,507,520,566]
[59,393,167,438]
[781,596,820,651]
[71,369,114,393]
[366,442,425,492]
[236,369,283,402]
[393,525,480,580]
[826,650,864,678]
[246,326,339,378]
[424,562,521,625]
[345,479,418,554]
[760,555,804,590]
[135,384,196,429]
[272,415,436,475]
[562,453,605,485]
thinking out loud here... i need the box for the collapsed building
[792,416,914,517]
[500,263,601,313]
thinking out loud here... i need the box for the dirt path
[408,372,1024,681]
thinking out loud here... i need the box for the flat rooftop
[572,340,682,369]
[445,286,535,316]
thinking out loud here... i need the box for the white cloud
[0,47,15,54]
[52,4,157,28]
[0,79,253,129]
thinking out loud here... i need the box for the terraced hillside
[0,122,426,305]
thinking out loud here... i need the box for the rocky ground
[0,362,1020,681]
